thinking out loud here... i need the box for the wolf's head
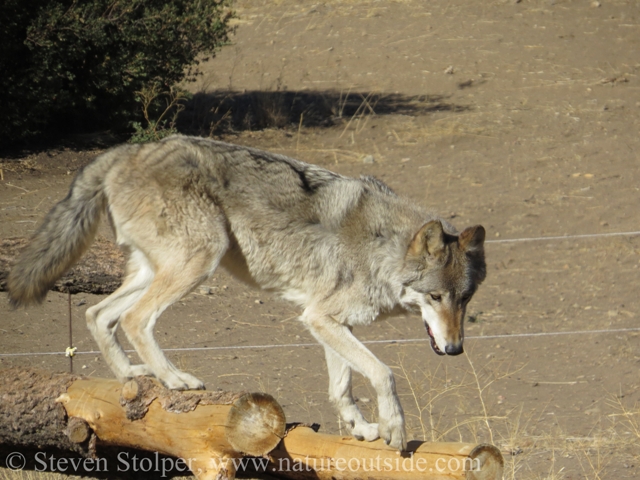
[401,220,486,356]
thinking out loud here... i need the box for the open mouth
[424,322,445,356]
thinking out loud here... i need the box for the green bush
[0,0,232,144]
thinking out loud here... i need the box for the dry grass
[386,350,638,480]
[0,473,64,480]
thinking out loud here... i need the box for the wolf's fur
[8,135,486,451]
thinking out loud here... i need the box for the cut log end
[225,392,286,456]
[65,417,91,444]
[465,444,504,480]
[121,379,140,401]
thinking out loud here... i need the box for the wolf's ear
[408,220,445,257]
[459,225,485,251]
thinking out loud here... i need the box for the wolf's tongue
[425,322,445,356]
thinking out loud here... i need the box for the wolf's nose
[445,343,464,355]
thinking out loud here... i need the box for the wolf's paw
[379,416,407,452]
[160,371,205,391]
[352,422,380,442]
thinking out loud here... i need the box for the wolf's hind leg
[119,247,224,390]
[86,248,155,381]
[324,346,379,442]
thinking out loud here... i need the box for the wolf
[8,135,486,451]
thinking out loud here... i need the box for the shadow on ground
[180,89,469,135]
[0,90,468,158]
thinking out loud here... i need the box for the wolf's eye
[430,293,442,302]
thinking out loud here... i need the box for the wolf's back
[7,145,134,307]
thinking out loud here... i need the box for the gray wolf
[8,135,486,451]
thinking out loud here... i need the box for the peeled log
[260,425,503,480]
[0,369,286,480]
[59,377,285,480]
[0,368,503,480]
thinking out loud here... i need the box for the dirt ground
[1,0,640,478]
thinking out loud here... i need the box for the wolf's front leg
[324,346,379,441]
[304,311,406,451]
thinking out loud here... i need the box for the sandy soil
[1,1,639,478]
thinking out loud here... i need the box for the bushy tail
[8,149,122,307]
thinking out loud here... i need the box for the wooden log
[258,424,503,480]
[0,368,88,456]
[0,368,503,480]
[0,368,286,480]
[0,236,124,295]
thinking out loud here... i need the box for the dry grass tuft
[387,351,638,480]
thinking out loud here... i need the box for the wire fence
[1,229,638,360]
